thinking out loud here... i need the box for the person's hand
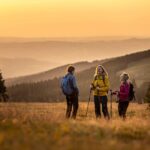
[96,87,101,91]
[116,91,119,96]
[90,84,93,89]
[90,84,94,90]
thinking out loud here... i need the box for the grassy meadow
[0,102,150,150]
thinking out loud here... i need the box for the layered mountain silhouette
[1,37,150,65]
[7,49,150,102]
[0,57,60,78]
[1,37,150,79]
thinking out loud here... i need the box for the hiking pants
[118,101,129,119]
[94,96,110,119]
[66,94,79,119]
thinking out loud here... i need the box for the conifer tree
[0,71,8,102]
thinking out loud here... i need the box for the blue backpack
[61,75,73,96]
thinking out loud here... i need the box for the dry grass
[0,102,150,150]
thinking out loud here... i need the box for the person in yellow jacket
[91,65,110,119]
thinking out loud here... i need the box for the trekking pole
[85,89,92,117]
[110,90,113,118]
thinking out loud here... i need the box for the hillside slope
[7,50,150,102]
[6,59,109,86]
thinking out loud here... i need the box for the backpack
[61,75,73,96]
[128,83,135,101]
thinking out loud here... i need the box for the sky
[0,0,150,38]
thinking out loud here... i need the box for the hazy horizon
[0,37,150,62]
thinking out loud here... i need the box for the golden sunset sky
[0,0,150,37]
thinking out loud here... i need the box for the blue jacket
[62,73,79,96]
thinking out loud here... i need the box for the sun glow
[0,0,150,37]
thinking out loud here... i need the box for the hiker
[117,72,131,119]
[91,65,110,119]
[61,65,79,119]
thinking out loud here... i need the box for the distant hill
[0,58,60,78]
[1,38,150,65]
[7,49,150,102]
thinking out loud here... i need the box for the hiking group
[61,65,135,120]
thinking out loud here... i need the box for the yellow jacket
[92,75,110,96]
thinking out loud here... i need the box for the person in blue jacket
[61,65,79,119]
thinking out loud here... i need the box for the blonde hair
[120,72,130,81]
[94,65,108,77]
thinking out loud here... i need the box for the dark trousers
[118,101,129,119]
[94,96,110,119]
[66,95,79,119]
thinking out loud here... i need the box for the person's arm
[91,81,95,90]
[72,76,77,88]
[71,76,79,94]
[90,76,97,90]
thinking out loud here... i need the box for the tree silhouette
[0,71,9,102]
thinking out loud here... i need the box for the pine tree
[0,71,8,102]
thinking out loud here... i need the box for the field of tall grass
[0,102,150,150]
